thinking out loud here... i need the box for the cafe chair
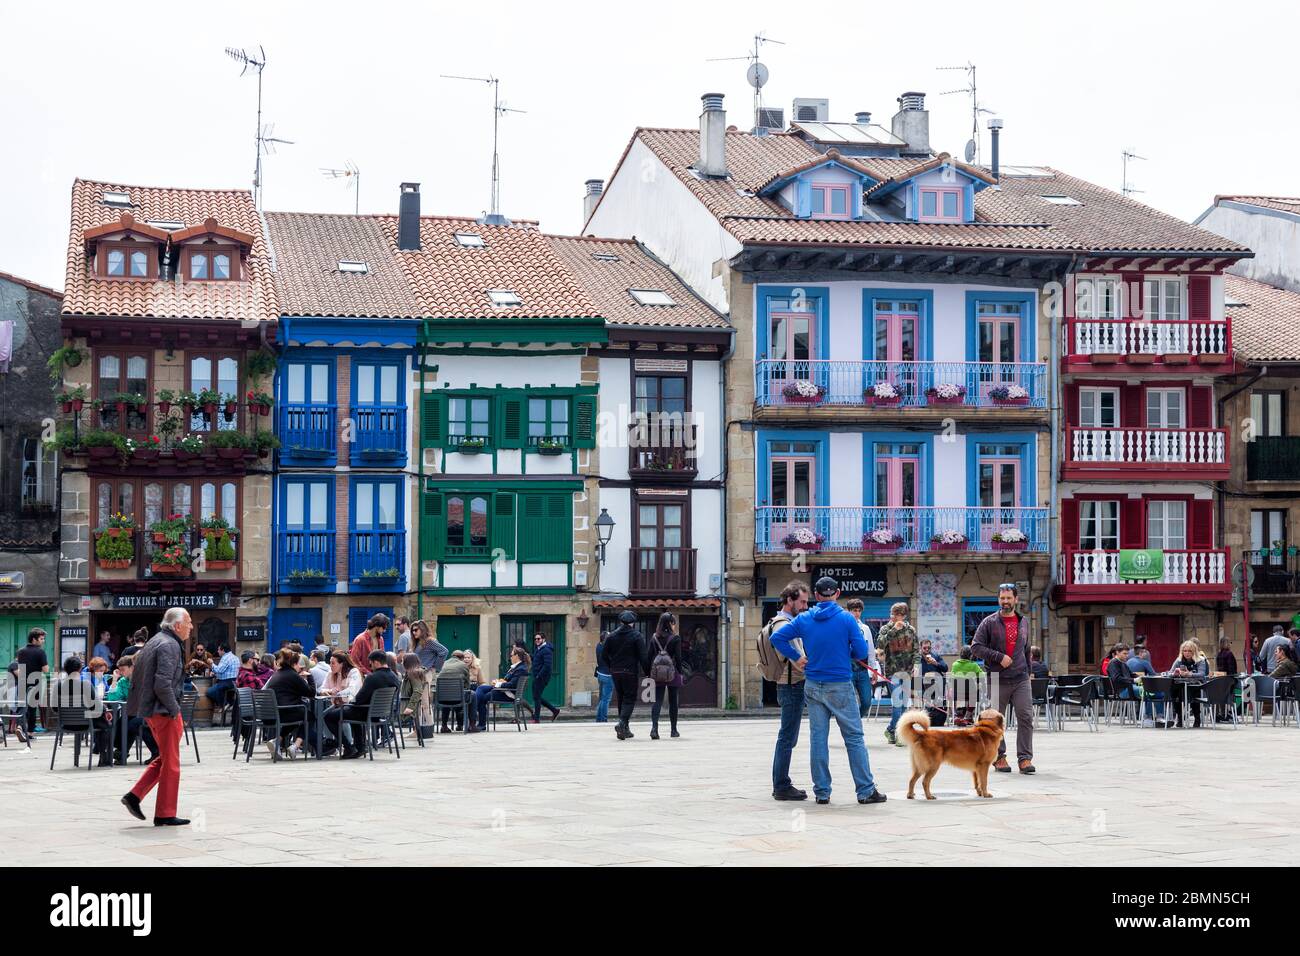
[1029,678,1053,731]
[232,687,257,759]
[248,689,308,763]
[179,691,201,763]
[1274,679,1297,728]
[1051,677,1099,731]
[434,675,469,733]
[491,676,530,732]
[1190,676,1237,729]
[1108,678,1141,726]
[339,686,400,760]
[49,705,98,771]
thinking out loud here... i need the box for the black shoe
[859,790,888,805]
[670,728,680,738]
[153,817,190,827]
[439,725,451,734]
[121,793,145,821]
[772,786,807,801]
[550,709,560,723]
[340,748,363,759]
[615,724,630,740]
[650,729,660,740]
[815,797,830,805]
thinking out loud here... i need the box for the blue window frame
[964,433,1036,508]
[349,477,405,586]
[861,289,935,361]
[961,598,999,646]
[964,291,1037,363]
[351,358,406,463]
[278,477,335,585]
[280,357,336,463]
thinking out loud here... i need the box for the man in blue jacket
[530,633,561,723]
[771,576,887,806]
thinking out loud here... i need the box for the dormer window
[918,187,963,223]
[99,243,156,279]
[186,247,239,281]
[810,184,851,220]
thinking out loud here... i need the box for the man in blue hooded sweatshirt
[771,576,887,806]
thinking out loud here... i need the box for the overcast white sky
[3,0,1298,290]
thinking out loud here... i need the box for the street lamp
[595,509,616,565]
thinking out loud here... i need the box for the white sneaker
[288,741,302,760]
[1141,719,1154,728]
[266,740,281,762]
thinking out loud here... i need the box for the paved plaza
[2,716,1294,866]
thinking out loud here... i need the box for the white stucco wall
[1197,204,1298,292]
[932,434,967,507]
[691,487,723,594]
[828,432,863,507]
[430,354,584,390]
[690,360,723,480]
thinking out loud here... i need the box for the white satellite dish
[964,139,977,163]
[746,61,769,90]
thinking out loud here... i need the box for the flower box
[992,539,1029,552]
[215,447,245,460]
[97,558,131,570]
[926,394,965,405]
[150,563,191,577]
[1128,353,1156,364]
[862,540,899,553]
[783,393,825,405]
[537,445,566,457]
[204,560,235,571]
[1089,353,1122,364]
[1197,352,1228,365]
[930,541,968,552]
[103,527,132,539]
[1163,353,1191,365]
[993,396,1031,406]
[865,394,902,407]
[151,532,172,544]
[172,449,199,462]
[133,448,160,461]
[87,445,118,459]
[202,528,231,540]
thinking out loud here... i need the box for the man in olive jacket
[970,583,1035,774]
[122,608,192,826]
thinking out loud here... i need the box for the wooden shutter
[1188,499,1214,550]
[1063,384,1080,427]
[1061,498,1080,549]
[573,394,598,448]
[1187,275,1211,322]
[1120,385,1143,428]
[1120,498,1145,549]
[420,490,445,561]
[490,492,516,559]
[517,492,571,562]
[497,394,524,448]
[420,392,445,447]
[1188,386,1213,428]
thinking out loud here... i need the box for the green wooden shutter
[573,394,597,448]
[517,492,571,562]
[420,490,445,561]
[497,393,524,448]
[491,492,516,559]
[420,392,446,447]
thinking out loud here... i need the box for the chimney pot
[398,182,421,251]
[855,111,872,125]
[891,93,930,157]
[987,119,1003,181]
[583,179,604,225]
[698,93,728,178]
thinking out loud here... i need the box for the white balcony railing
[1068,319,1228,358]
[1066,427,1227,467]
[1062,549,1228,587]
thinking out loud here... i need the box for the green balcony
[1247,436,1300,481]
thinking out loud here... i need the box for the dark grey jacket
[970,612,1031,682]
[127,627,185,719]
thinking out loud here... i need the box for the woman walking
[646,612,683,740]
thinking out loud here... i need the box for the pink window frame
[769,311,816,380]
[810,182,852,220]
[770,455,817,535]
[918,186,964,223]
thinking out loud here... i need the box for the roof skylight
[101,191,132,207]
[454,232,486,248]
[1040,195,1083,206]
[337,260,369,273]
[630,289,675,307]
[488,289,521,307]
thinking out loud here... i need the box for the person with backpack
[645,612,683,739]
[771,576,886,807]
[603,611,647,740]
[758,581,809,802]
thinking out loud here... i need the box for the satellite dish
[746,61,769,90]
[964,139,977,163]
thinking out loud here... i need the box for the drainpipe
[718,329,735,709]
[417,328,426,624]
[267,322,281,647]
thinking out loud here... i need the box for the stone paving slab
[2,716,1296,866]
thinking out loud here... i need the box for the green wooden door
[0,615,53,669]
[436,616,479,658]
[500,615,565,709]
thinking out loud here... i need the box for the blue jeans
[205,678,235,709]
[886,677,907,733]
[805,679,877,801]
[771,682,805,792]
[595,673,614,722]
[851,669,874,717]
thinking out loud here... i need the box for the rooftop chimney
[854,111,872,125]
[987,118,1003,181]
[891,92,930,157]
[583,179,604,226]
[698,93,727,178]
[398,182,421,251]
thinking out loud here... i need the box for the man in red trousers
[122,607,192,826]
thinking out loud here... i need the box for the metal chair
[1051,677,1099,731]
[248,689,308,762]
[1029,677,1053,731]
[1094,676,1119,724]
[947,675,981,725]
[1109,678,1141,726]
[435,675,469,732]
[339,686,400,760]
[1140,676,1173,726]
[1190,676,1237,729]
[1274,679,1297,727]
[179,691,201,763]
[0,675,25,747]
[866,680,893,721]
[232,686,257,759]
[491,676,530,731]
[49,705,97,771]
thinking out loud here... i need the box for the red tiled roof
[0,269,61,299]
[1214,196,1300,216]
[591,597,721,610]
[63,179,278,323]
[614,129,1248,256]
[1225,274,1300,361]
[546,236,729,329]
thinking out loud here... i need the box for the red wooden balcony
[1063,426,1229,480]
[1055,548,1231,602]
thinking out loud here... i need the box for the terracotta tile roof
[546,236,729,329]
[63,179,277,323]
[1214,196,1300,216]
[0,269,61,299]
[1225,274,1300,361]
[619,129,1248,256]
[860,151,998,195]
[591,597,721,610]
[755,148,887,192]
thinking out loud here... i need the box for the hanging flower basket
[158,401,171,415]
[181,403,196,419]
[202,402,218,417]
[60,401,73,414]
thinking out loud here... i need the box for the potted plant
[781,380,826,405]
[245,349,277,379]
[156,412,181,449]
[173,433,205,461]
[456,435,488,454]
[156,389,176,415]
[56,386,88,414]
[99,512,135,538]
[288,568,328,584]
[1271,539,1286,558]
[81,429,127,460]
[991,528,1029,552]
[149,544,192,577]
[925,383,966,405]
[47,343,83,382]
[199,515,236,540]
[196,387,223,417]
[536,437,566,456]
[989,384,1031,406]
[44,425,79,455]
[865,381,902,407]
[781,527,824,552]
[95,530,134,570]
[863,527,903,552]
[150,513,191,545]
[359,567,400,581]
[930,529,969,552]
[221,392,239,421]
[247,389,274,416]
[203,531,237,571]
[133,434,163,460]
[254,429,280,459]
[178,389,201,419]
[206,429,251,459]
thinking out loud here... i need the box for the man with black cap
[603,610,648,740]
[771,576,886,806]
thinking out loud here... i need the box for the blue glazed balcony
[755,360,1048,411]
[280,404,337,465]
[756,506,1049,557]
[352,405,406,464]
[277,530,336,589]
[349,529,406,590]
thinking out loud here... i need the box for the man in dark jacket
[324,650,401,758]
[919,640,948,676]
[603,611,647,740]
[970,583,1035,774]
[530,633,561,724]
[122,608,192,826]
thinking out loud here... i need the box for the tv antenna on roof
[938,62,994,165]
[321,161,361,215]
[440,74,526,225]
[1122,149,1147,197]
[225,45,293,210]
[707,33,786,127]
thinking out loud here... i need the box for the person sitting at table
[1268,643,1299,681]
[319,651,362,756]
[1214,637,1238,676]
[324,651,401,759]
[105,654,158,764]
[236,651,273,690]
[1126,647,1162,724]
[186,643,213,678]
[262,648,315,761]
[81,656,111,697]
[469,647,530,733]
[1166,640,1209,728]
[437,651,473,732]
[399,653,433,734]
[308,647,331,691]
[1028,645,1049,679]
[1108,644,1142,712]
[54,656,114,766]
[462,651,484,687]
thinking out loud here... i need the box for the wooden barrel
[191,676,213,725]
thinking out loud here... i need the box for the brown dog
[897,708,1005,800]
